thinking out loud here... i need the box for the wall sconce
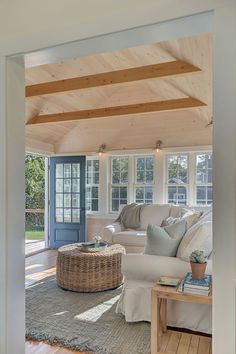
[98,144,106,156]
[154,140,162,153]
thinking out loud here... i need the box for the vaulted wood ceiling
[25,33,212,154]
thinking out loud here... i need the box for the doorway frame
[0,2,236,353]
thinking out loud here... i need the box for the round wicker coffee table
[56,243,125,292]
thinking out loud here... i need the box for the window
[110,157,129,212]
[167,155,188,205]
[135,156,154,204]
[86,159,99,212]
[195,153,212,205]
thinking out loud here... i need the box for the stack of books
[179,272,212,296]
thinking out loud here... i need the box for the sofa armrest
[102,222,122,243]
[122,253,212,282]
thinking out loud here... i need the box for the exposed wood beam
[25,60,201,97]
[26,97,206,125]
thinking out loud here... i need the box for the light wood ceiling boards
[25,33,212,153]
[25,60,201,97]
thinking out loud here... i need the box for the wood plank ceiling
[25,33,212,154]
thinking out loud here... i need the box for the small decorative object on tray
[178,272,212,296]
[79,241,108,253]
[158,276,181,287]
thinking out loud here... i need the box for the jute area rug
[26,276,151,354]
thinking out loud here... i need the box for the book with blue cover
[183,272,212,289]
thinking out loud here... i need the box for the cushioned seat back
[140,204,170,230]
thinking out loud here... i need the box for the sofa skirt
[116,280,212,334]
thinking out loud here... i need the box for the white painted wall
[213,4,236,353]
[0,1,236,354]
[0,0,217,57]
[0,57,25,354]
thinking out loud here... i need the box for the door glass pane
[72,179,80,193]
[72,194,80,208]
[64,208,71,222]
[64,164,71,178]
[56,194,63,208]
[54,160,84,224]
[72,163,80,178]
[56,179,63,193]
[56,208,63,222]
[64,194,71,208]
[64,179,71,193]
[56,164,63,178]
[72,209,80,222]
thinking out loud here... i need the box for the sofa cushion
[113,230,146,246]
[140,204,170,230]
[177,221,212,261]
[169,204,182,218]
[162,208,202,229]
[144,220,187,257]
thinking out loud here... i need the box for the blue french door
[49,156,86,248]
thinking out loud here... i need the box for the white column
[0,56,25,354]
[155,151,165,204]
[188,152,195,206]
[213,4,236,354]
[99,153,109,214]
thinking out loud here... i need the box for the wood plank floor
[25,250,85,353]
[25,250,212,354]
[25,240,46,256]
[158,330,211,354]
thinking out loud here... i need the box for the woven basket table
[56,243,125,292]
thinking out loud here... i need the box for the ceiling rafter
[25,60,201,97]
[26,97,206,125]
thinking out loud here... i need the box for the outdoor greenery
[25,154,45,240]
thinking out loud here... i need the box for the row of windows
[86,153,212,213]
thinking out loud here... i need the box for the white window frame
[194,152,213,206]
[109,155,130,213]
[86,157,100,214]
[134,155,155,204]
[165,153,189,205]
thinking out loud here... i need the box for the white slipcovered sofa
[116,254,212,333]
[103,203,213,333]
[102,204,205,253]
[113,206,212,333]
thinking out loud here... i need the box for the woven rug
[26,276,151,354]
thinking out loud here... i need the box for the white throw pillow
[181,208,202,229]
[163,207,202,229]
[177,221,212,262]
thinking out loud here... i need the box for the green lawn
[25,231,44,240]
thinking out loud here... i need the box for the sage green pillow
[144,220,187,257]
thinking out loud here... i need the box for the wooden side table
[151,280,212,354]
